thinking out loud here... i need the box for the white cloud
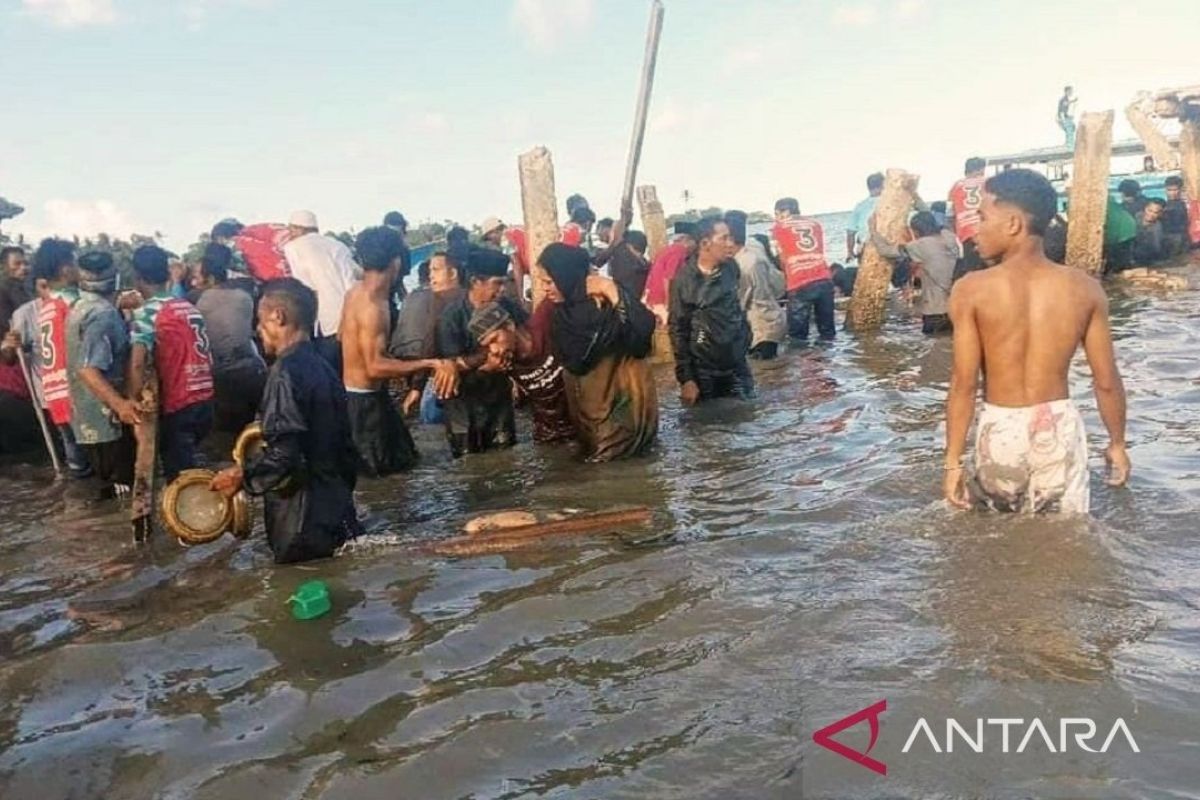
[417,112,449,133]
[831,4,878,27]
[27,198,144,240]
[22,0,116,27]
[894,0,926,20]
[510,0,593,51]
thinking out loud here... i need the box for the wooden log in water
[637,185,669,261]
[846,168,919,331]
[1065,110,1114,275]
[431,507,652,557]
[518,147,561,309]
[1180,117,1200,208]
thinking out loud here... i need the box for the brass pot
[233,422,264,467]
[230,491,253,539]
[161,469,233,545]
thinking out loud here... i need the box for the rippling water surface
[2,266,1199,799]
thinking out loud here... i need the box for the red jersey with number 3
[152,298,214,415]
[949,176,986,242]
[772,218,831,292]
[38,294,74,425]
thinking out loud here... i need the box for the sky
[2,0,1198,250]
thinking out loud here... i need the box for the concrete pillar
[846,168,920,331]
[518,147,561,309]
[636,185,669,261]
[1065,110,1114,275]
[1179,116,1200,206]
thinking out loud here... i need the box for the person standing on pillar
[282,209,357,370]
[771,198,836,344]
[948,157,988,280]
[1057,86,1077,149]
[669,217,755,404]
[847,172,884,262]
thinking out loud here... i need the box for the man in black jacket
[669,217,755,405]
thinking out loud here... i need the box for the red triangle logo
[812,700,888,776]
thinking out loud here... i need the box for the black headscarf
[541,243,618,375]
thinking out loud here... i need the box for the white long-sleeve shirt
[282,233,358,337]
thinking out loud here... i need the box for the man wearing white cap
[479,217,506,250]
[282,210,357,368]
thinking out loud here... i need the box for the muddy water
[2,270,1199,799]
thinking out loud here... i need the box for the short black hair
[965,157,986,174]
[446,226,470,245]
[1164,175,1183,189]
[210,219,244,240]
[625,230,648,254]
[774,197,800,215]
[133,244,171,285]
[597,217,614,229]
[382,210,407,230]
[1118,179,1142,197]
[565,193,589,217]
[984,168,1058,236]
[909,210,941,239]
[1,245,25,267]
[355,226,405,272]
[201,243,232,283]
[570,205,596,226]
[1145,198,1166,209]
[930,200,947,214]
[32,238,76,282]
[694,215,726,244]
[417,259,431,285]
[260,277,317,332]
[867,172,885,192]
[724,209,749,246]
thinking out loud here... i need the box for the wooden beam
[518,147,561,309]
[846,168,919,331]
[1065,110,1114,275]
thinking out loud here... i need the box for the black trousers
[160,401,213,481]
[922,314,953,335]
[786,280,836,341]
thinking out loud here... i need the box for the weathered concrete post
[636,185,669,260]
[1179,116,1200,206]
[846,168,919,331]
[1065,110,1114,275]
[518,147,560,309]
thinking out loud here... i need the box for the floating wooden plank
[431,507,652,557]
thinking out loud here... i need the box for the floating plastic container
[289,580,331,620]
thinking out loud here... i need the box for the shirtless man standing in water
[340,226,457,476]
[944,169,1130,513]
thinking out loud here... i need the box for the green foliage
[664,207,773,226]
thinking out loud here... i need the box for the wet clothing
[1133,219,1164,265]
[949,176,986,243]
[160,401,213,481]
[953,239,986,282]
[832,266,858,297]
[1104,199,1138,273]
[196,285,267,431]
[242,339,361,564]
[874,228,958,323]
[735,239,786,354]
[346,388,418,476]
[390,286,463,398]
[594,242,651,301]
[39,287,79,427]
[541,243,658,461]
[642,241,691,309]
[66,291,130,446]
[669,258,754,398]
[1162,199,1191,257]
[436,294,527,457]
[512,301,575,444]
[787,280,837,342]
[771,217,831,292]
[132,292,215,416]
[81,430,135,488]
[972,399,1089,514]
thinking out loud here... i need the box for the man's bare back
[341,283,389,391]
[951,253,1105,407]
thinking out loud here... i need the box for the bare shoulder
[948,269,988,311]
[1053,261,1107,307]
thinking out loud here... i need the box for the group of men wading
[0,166,1132,565]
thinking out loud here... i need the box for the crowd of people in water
[0,153,1195,563]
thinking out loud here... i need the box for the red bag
[234,223,292,282]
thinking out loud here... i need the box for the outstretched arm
[944,281,981,507]
[1081,286,1129,485]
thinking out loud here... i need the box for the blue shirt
[850,196,879,243]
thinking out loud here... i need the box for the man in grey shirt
[194,243,267,431]
[873,211,959,335]
[726,210,786,358]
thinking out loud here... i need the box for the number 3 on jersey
[189,318,210,359]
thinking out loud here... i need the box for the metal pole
[619,0,666,218]
[16,347,63,477]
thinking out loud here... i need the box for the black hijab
[541,243,615,375]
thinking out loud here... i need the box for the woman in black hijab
[537,243,657,461]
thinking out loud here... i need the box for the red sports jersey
[772,218,831,292]
[560,222,586,248]
[505,226,530,271]
[949,175,986,242]
[151,298,215,415]
[37,293,73,425]
[234,223,292,282]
